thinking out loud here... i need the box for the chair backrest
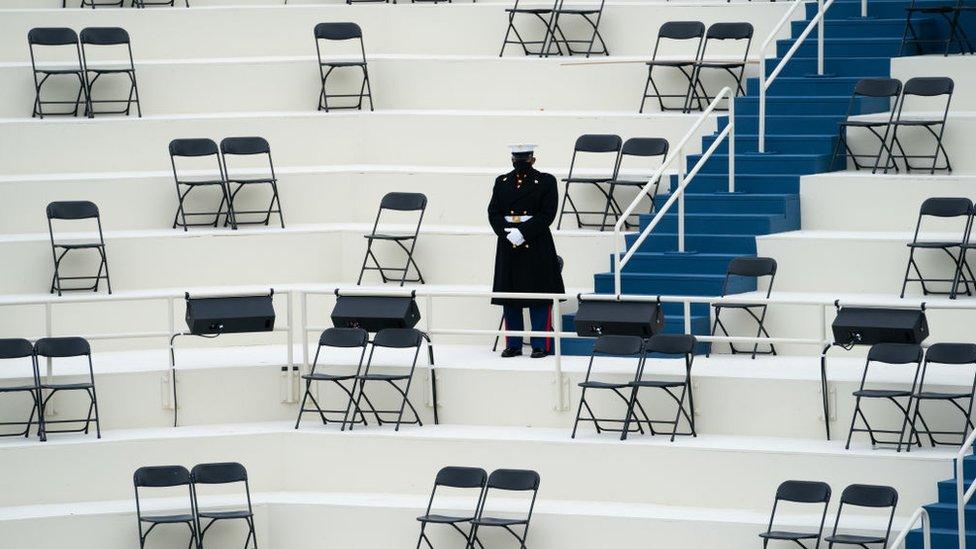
[33,337,91,358]
[652,21,705,60]
[853,78,902,99]
[319,327,369,348]
[314,22,363,41]
[372,328,423,349]
[918,196,972,218]
[47,201,99,220]
[727,256,776,278]
[574,134,622,154]
[80,27,130,46]
[220,136,271,156]
[593,334,644,356]
[621,137,669,159]
[0,339,34,360]
[867,342,923,365]
[380,192,427,212]
[434,466,488,489]
[925,342,976,365]
[487,469,540,492]
[645,333,697,356]
[28,27,78,46]
[191,462,248,484]
[169,138,219,158]
[839,484,898,508]
[702,22,752,59]
[903,76,954,98]
[775,480,831,504]
[134,465,192,488]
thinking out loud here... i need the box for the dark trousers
[503,305,552,351]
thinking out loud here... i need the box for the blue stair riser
[655,191,799,215]
[789,17,934,38]
[613,252,742,276]
[637,213,798,235]
[764,57,890,78]
[669,174,802,194]
[735,95,890,116]
[559,315,712,356]
[626,233,757,255]
[702,133,838,155]
[925,503,976,530]
[906,527,976,549]
[939,479,976,503]
[722,114,845,135]
[776,37,905,57]
[687,153,835,175]
[594,272,729,296]
[747,76,862,97]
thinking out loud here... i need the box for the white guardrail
[958,427,976,549]
[889,506,931,549]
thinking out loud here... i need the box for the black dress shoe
[530,348,548,358]
[501,348,523,358]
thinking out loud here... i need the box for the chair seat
[695,61,745,69]
[360,373,411,382]
[908,240,962,249]
[36,68,83,75]
[578,380,629,389]
[140,513,195,524]
[506,7,553,13]
[630,379,684,388]
[471,516,528,527]
[555,8,600,14]
[417,513,475,524]
[365,233,415,241]
[87,68,134,74]
[853,389,911,398]
[198,509,253,520]
[177,178,225,186]
[53,242,102,250]
[759,530,820,541]
[906,5,956,13]
[303,373,356,382]
[40,382,93,391]
[892,119,943,127]
[824,533,887,545]
[320,61,367,67]
[840,119,891,128]
[0,384,38,393]
[226,177,275,185]
[714,302,765,310]
[563,177,613,184]
[916,390,971,400]
[609,179,653,186]
[646,60,696,67]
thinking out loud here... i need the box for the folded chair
[640,21,705,113]
[358,192,427,286]
[621,333,697,441]
[500,0,561,57]
[34,337,101,440]
[315,23,374,112]
[170,138,235,231]
[295,328,371,430]
[220,137,285,228]
[844,343,923,451]
[47,201,112,296]
[133,465,199,549]
[900,0,975,56]
[416,466,488,549]
[601,137,669,231]
[687,22,752,111]
[909,342,976,447]
[466,469,540,549]
[900,197,973,300]
[349,328,428,431]
[547,0,609,57]
[829,78,902,174]
[889,77,954,174]
[707,256,777,359]
[28,28,90,118]
[557,134,623,230]
[824,484,898,549]
[191,462,258,549]
[571,335,647,439]
[0,339,43,440]
[80,27,141,117]
[760,480,831,549]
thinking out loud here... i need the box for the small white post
[818,0,825,75]
[678,187,686,252]
[552,298,564,411]
[958,455,967,549]
[758,75,766,153]
[728,92,735,192]
[861,0,867,18]
[614,251,622,295]
[300,292,308,375]
[286,291,295,403]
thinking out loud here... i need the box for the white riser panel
[845,113,973,173]
[892,55,976,111]
[0,112,707,176]
[0,4,793,61]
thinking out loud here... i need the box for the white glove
[504,228,525,246]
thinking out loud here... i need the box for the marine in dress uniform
[488,144,565,358]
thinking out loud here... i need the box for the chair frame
[900,197,974,300]
[47,201,112,296]
[28,28,91,119]
[0,339,44,440]
[909,342,976,447]
[314,23,374,112]
[547,0,610,58]
[133,465,200,549]
[347,328,428,432]
[499,0,563,57]
[707,256,778,359]
[640,21,706,114]
[219,137,285,229]
[760,480,832,549]
[600,137,669,231]
[295,328,372,431]
[170,138,236,231]
[34,337,101,440]
[621,333,698,442]
[132,0,190,7]
[687,22,753,112]
[416,466,488,549]
[80,27,142,117]
[829,78,903,174]
[191,462,258,549]
[844,343,923,452]
[571,335,650,439]
[466,469,540,549]
[557,134,623,230]
[888,77,954,174]
[357,192,428,286]
[824,484,898,549]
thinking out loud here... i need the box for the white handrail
[957,428,976,549]
[889,507,931,549]
[758,0,835,152]
[612,86,734,294]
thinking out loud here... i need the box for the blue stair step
[777,36,906,57]
[670,174,802,194]
[686,152,836,175]
[720,114,845,135]
[615,252,742,276]
[560,314,712,356]
[735,95,889,116]
[637,212,798,235]
[626,232,758,255]
[924,502,976,530]
[810,0,968,19]
[764,56,891,78]
[938,479,975,503]
[789,16,934,39]
[747,76,863,97]
[655,192,799,216]
[906,526,976,549]
[702,132,838,155]
[594,271,730,296]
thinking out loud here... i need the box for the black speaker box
[831,307,929,346]
[331,295,421,332]
[185,292,276,335]
[574,299,665,338]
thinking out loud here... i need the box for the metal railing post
[286,291,295,403]
[552,297,564,411]
[678,186,686,252]
[861,0,868,17]
[817,0,825,75]
[728,97,735,191]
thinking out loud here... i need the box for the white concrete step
[892,54,976,111]
[0,110,707,176]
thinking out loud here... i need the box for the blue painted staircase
[905,450,976,548]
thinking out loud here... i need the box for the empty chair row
[831,76,954,175]
[64,0,188,7]
[28,27,141,118]
[501,0,609,58]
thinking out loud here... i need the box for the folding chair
[829,78,902,174]
[707,256,778,359]
[601,137,669,231]
[47,201,112,296]
[416,466,488,549]
[759,480,831,549]
[824,484,898,549]
[28,28,90,119]
[548,0,609,57]
[639,21,705,113]
[80,27,141,117]
[357,192,427,286]
[170,138,235,231]
[557,134,623,230]
[621,333,697,442]
[133,465,199,549]
[900,0,975,56]
[909,342,976,446]
[314,23,374,112]
[220,137,285,228]
[349,328,427,432]
[34,337,100,440]
[500,0,561,57]
[295,328,370,431]
[687,22,753,112]
[191,462,258,549]
[466,469,540,549]
[899,197,973,300]
[889,77,954,174]
[844,343,923,451]
[571,335,647,439]
[80,0,124,8]
[0,339,43,440]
